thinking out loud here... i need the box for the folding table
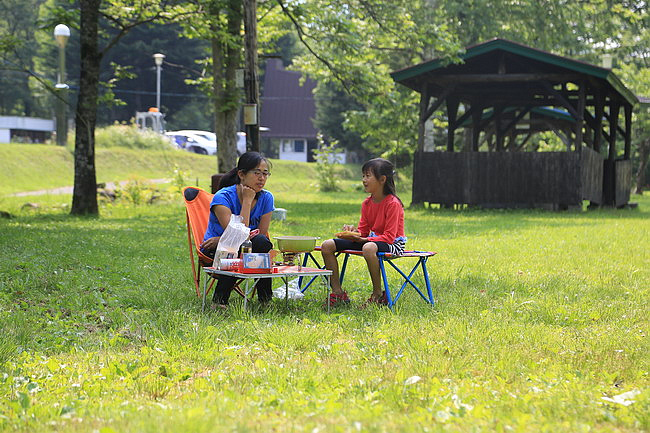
[202,265,332,311]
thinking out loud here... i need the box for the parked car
[164,131,216,155]
[167,130,248,156]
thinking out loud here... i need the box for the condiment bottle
[240,238,253,256]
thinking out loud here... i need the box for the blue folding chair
[300,247,436,309]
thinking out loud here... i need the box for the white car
[167,130,248,156]
[165,131,216,155]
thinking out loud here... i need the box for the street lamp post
[54,24,70,146]
[153,53,165,110]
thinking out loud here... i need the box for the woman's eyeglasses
[250,169,271,178]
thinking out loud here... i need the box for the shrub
[94,123,171,150]
[313,137,343,192]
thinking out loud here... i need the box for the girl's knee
[362,242,378,256]
[321,239,336,254]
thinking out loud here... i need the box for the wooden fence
[413,148,606,208]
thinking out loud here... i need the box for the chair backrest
[182,186,213,256]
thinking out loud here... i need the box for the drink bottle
[240,238,253,256]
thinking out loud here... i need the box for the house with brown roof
[260,59,319,162]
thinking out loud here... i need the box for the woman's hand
[342,224,357,232]
[241,184,256,203]
[200,236,220,251]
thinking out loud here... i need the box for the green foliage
[0,157,648,430]
[113,175,157,207]
[312,138,342,192]
[0,141,215,197]
[94,124,172,150]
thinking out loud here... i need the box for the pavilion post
[417,86,430,154]
[624,104,632,160]
[471,104,482,151]
[495,106,504,151]
[608,102,620,161]
[446,96,459,152]
[593,90,604,153]
[574,81,586,152]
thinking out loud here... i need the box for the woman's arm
[257,212,272,238]
[214,204,233,229]
[239,185,256,226]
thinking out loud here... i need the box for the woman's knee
[251,234,273,252]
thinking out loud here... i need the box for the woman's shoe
[210,303,228,311]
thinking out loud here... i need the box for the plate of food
[334,230,361,241]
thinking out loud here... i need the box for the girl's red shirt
[357,194,405,244]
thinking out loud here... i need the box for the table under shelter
[391,38,639,209]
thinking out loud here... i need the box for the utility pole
[243,0,260,152]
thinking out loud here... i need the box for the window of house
[281,139,306,153]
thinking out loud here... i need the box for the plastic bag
[272,278,305,300]
[213,215,250,268]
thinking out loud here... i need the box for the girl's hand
[335,230,362,242]
[342,224,356,232]
[241,185,256,203]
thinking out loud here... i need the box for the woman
[200,152,274,309]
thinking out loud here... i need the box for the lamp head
[54,24,70,48]
[153,53,166,66]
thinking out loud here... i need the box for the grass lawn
[0,145,648,432]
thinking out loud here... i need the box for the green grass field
[0,144,648,432]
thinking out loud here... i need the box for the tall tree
[71,0,186,215]
[180,0,243,173]
[0,0,49,117]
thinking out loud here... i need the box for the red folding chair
[182,186,246,300]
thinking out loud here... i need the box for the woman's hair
[219,151,271,190]
[362,158,402,205]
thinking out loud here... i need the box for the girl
[200,152,274,309]
[320,158,406,307]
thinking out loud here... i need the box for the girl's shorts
[333,238,405,256]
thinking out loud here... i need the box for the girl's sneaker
[360,291,388,309]
[325,291,350,307]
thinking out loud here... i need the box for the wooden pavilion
[391,39,638,208]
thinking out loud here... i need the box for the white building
[0,116,55,143]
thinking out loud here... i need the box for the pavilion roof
[391,38,637,107]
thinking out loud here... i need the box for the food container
[273,236,319,253]
[217,258,242,271]
[241,253,272,274]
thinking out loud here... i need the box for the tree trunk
[243,0,260,152]
[634,138,650,194]
[211,0,242,174]
[71,0,101,215]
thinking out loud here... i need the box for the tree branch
[274,0,352,94]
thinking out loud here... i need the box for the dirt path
[9,178,169,197]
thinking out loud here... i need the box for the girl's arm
[366,201,402,244]
[357,201,370,237]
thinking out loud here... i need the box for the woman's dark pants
[213,234,273,305]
